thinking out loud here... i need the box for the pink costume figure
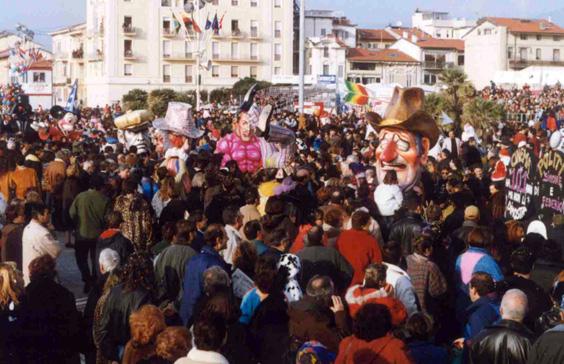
[216,86,295,173]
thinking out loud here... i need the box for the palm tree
[439,68,474,133]
[462,97,505,138]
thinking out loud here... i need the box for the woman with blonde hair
[122,304,167,364]
[0,262,25,362]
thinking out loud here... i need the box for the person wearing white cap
[526,220,548,240]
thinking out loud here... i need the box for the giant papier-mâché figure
[216,84,296,173]
[114,109,154,154]
[367,87,440,192]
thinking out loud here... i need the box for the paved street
[55,237,88,310]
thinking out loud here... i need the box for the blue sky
[1,0,563,49]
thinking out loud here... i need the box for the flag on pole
[205,15,211,30]
[219,13,225,29]
[344,81,369,106]
[65,79,78,113]
[191,14,202,33]
[212,13,219,35]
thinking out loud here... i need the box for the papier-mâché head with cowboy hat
[366,86,440,191]
[153,102,204,153]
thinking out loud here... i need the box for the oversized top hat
[153,102,203,139]
[114,110,153,131]
[366,87,440,148]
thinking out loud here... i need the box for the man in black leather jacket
[468,288,535,364]
[388,193,427,256]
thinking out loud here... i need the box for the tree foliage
[122,89,148,111]
[232,77,271,97]
[210,88,232,104]
[438,68,475,132]
[462,97,505,133]
[423,93,446,122]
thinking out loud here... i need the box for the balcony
[509,59,564,70]
[162,53,195,62]
[231,29,243,38]
[72,48,84,59]
[123,25,136,36]
[213,56,261,64]
[124,50,138,60]
[423,61,455,69]
[88,49,103,62]
[162,28,176,38]
[163,75,171,83]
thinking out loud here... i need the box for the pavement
[55,238,89,311]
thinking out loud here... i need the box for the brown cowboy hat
[366,87,440,148]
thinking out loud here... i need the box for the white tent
[494,66,564,88]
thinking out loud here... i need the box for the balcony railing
[72,49,84,59]
[163,28,176,37]
[124,50,137,60]
[509,59,564,69]
[123,25,136,35]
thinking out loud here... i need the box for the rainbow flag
[344,81,369,105]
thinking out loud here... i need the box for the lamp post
[298,0,305,114]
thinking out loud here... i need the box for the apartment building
[356,26,431,50]
[49,23,87,105]
[464,17,564,88]
[305,35,347,86]
[412,9,475,39]
[305,10,356,48]
[0,31,51,85]
[51,0,296,106]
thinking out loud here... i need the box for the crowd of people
[0,83,563,364]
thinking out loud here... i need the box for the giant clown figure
[367,87,440,192]
[216,84,296,173]
[114,109,153,154]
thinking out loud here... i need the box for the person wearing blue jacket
[178,224,229,326]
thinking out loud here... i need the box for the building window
[123,16,133,32]
[323,47,329,57]
[555,36,562,41]
[322,64,329,75]
[484,29,492,35]
[458,55,465,65]
[554,49,561,62]
[163,64,171,82]
[520,34,527,40]
[212,42,219,59]
[163,40,171,57]
[274,0,281,7]
[161,0,171,6]
[251,0,258,7]
[231,20,240,35]
[124,39,133,57]
[274,66,281,75]
[536,48,542,60]
[250,66,257,78]
[250,43,258,60]
[508,47,514,59]
[274,43,281,61]
[124,64,132,76]
[231,42,239,59]
[212,65,219,77]
[232,0,238,5]
[163,17,172,34]
[185,41,192,58]
[338,65,344,78]
[275,21,281,38]
[519,47,527,61]
[231,66,239,77]
[250,21,258,37]
[185,65,193,83]
[536,34,542,41]
[33,72,46,83]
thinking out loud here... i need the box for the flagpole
[298,0,305,114]
[196,2,201,111]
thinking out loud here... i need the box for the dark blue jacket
[408,340,449,364]
[463,295,500,339]
[178,245,229,325]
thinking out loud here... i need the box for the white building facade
[464,17,564,89]
[346,48,421,87]
[305,10,356,48]
[411,9,475,39]
[52,0,296,106]
[20,60,53,109]
[305,36,347,86]
[0,31,52,86]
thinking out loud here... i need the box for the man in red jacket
[336,210,382,285]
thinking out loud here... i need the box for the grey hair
[99,248,120,273]
[501,289,528,322]
[202,266,230,295]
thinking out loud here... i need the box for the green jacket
[69,189,110,240]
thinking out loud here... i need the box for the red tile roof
[347,48,419,63]
[417,38,464,51]
[357,29,397,42]
[483,17,564,34]
[28,60,52,70]
[388,27,432,40]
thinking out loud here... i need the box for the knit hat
[499,148,511,166]
[491,160,506,182]
[526,220,547,240]
[464,205,480,221]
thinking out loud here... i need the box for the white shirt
[22,219,62,285]
[222,224,241,265]
[175,348,229,364]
